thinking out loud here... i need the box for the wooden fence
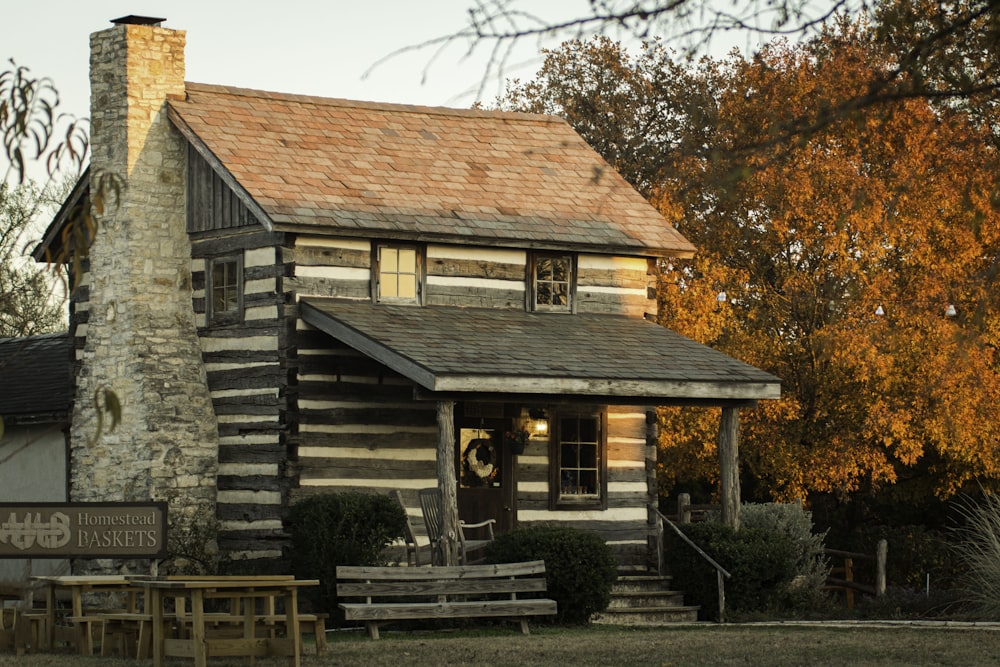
[823,541,888,608]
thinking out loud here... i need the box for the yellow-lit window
[377,245,421,303]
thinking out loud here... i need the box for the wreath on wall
[462,438,497,487]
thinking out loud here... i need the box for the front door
[456,416,515,536]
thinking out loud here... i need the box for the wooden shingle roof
[300,299,780,403]
[167,83,696,258]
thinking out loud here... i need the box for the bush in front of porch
[666,502,834,620]
[288,491,407,621]
[485,525,617,624]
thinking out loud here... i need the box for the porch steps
[592,574,700,626]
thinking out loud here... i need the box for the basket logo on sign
[0,512,72,550]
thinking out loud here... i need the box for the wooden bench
[336,560,557,640]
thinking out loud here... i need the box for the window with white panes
[532,253,573,311]
[206,254,243,325]
[551,411,607,509]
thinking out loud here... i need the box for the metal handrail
[655,508,731,622]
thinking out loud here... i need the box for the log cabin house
[30,16,780,572]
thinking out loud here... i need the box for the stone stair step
[612,575,674,594]
[592,605,701,626]
[607,590,687,609]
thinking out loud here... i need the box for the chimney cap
[110,15,166,26]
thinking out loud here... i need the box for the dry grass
[954,494,1000,617]
[4,623,1000,666]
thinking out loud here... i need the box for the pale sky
[4,0,774,189]
[5,0,606,125]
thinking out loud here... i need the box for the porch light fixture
[945,304,957,318]
[874,304,885,316]
[716,291,728,303]
[527,408,549,439]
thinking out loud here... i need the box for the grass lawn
[3,623,1000,666]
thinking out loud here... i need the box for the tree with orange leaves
[500,15,1000,507]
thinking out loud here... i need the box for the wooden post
[717,569,726,623]
[718,407,741,531]
[646,410,663,576]
[677,493,692,524]
[844,558,855,609]
[876,539,888,596]
[436,401,459,566]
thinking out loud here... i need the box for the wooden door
[456,417,514,535]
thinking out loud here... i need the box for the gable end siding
[187,144,264,234]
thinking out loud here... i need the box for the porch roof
[0,333,71,423]
[299,298,781,405]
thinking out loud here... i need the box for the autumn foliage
[501,14,1000,506]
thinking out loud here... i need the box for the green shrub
[485,525,617,624]
[288,491,406,619]
[665,521,800,620]
[736,503,831,591]
[691,503,833,618]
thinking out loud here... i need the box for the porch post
[436,400,459,565]
[718,406,741,531]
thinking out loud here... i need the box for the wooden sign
[0,502,167,558]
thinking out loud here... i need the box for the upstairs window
[550,411,607,510]
[532,253,573,311]
[376,244,422,304]
[206,254,243,326]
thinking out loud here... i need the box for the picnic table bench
[336,560,557,640]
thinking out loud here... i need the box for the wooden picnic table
[140,576,319,667]
[31,574,145,654]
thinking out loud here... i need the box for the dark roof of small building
[0,333,71,422]
[166,83,696,258]
[300,299,780,403]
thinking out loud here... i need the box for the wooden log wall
[287,238,657,316]
[183,232,661,565]
[576,255,656,319]
[425,246,525,309]
[514,406,655,568]
[290,323,440,563]
[190,229,292,562]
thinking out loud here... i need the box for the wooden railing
[823,540,888,608]
[655,508,731,622]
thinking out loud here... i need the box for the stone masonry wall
[72,22,219,570]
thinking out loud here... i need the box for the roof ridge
[181,81,563,124]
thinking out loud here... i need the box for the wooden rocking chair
[391,489,429,566]
[417,488,496,565]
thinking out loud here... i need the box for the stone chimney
[73,16,219,568]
